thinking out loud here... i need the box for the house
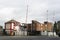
[44,21,53,32]
[31,20,53,36]
[21,23,27,36]
[26,24,32,35]
[5,19,21,36]
[32,20,53,32]
[27,20,41,35]
[41,22,53,36]
[32,20,45,32]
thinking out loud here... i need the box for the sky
[0,0,60,27]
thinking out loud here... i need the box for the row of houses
[0,19,60,36]
[4,19,53,36]
[27,20,53,36]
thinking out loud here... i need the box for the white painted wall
[41,31,58,37]
[14,26,27,36]
[12,23,14,29]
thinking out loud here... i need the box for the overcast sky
[0,0,60,27]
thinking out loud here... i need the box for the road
[0,36,60,40]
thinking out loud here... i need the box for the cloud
[0,0,59,28]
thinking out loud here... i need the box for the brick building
[32,20,53,32]
[44,22,53,32]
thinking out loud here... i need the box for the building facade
[44,22,53,32]
[5,19,20,36]
[32,20,53,32]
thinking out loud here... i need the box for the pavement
[0,36,60,40]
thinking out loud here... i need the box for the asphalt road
[0,36,60,40]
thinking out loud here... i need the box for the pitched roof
[5,19,20,23]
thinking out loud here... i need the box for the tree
[53,21,57,34]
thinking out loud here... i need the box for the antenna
[45,10,48,36]
[25,0,28,23]
[46,10,48,22]
[53,10,55,36]
[53,11,55,23]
